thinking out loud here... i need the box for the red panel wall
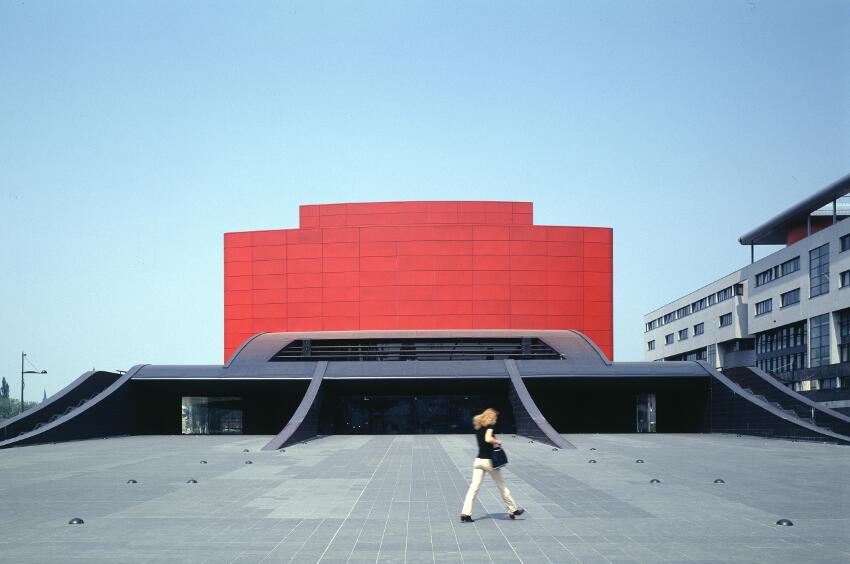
[224,202,613,361]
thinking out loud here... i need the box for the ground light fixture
[21,352,47,414]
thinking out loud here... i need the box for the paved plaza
[0,433,848,563]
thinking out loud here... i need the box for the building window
[809,243,830,297]
[781,257,800,277]
[734,283,744,296]
[754,299,772,316]
[756,321,807,353]
[838,309,850,363]
[181,397,243,435]
[665,333,674,345]
[691,298,707,312]
[755,270,771,286]
[841,234,850,252]
[841,270,850,288]
[717,287,733,302]
[679,328,688,341]
[663,312,675,324]
[794,380,812,392]
[647,340,655,351]
[810,313,830,368]
[646,319,658,333]
[706,343,717,368]
[755,256,800,287]
[821,377,838,390]
[755,320,807,374]
[694,322,704,336]
[780,288,800,307]
[719,313,732,327]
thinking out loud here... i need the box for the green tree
[0,397,40,421]
[0,377,8,399]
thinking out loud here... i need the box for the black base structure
[2,330,849,449]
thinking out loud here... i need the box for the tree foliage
[0,397,40,421]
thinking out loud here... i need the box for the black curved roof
[130,330,708,380]
[739,173,850,245]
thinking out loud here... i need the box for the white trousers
[461,458,518,516]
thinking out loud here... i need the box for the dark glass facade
[756,321,807,373]
[809,243,830,297]
[838,309,850,363]
[810,314,831,368]
[327,395,491,434]
[181,396,243,435]
[317,379,516,435]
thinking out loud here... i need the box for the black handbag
[491,446,508,468]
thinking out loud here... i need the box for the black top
[476,425,495,459]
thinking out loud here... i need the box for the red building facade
[224,202,613,361]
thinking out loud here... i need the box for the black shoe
[509,508,525,519]
[460,514,474,523]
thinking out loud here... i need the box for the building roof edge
[738,173,850,245]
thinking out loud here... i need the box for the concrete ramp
[505,359,575,449]
[0,365,146,448]
[700,362,850,445]
[262,361,328,450]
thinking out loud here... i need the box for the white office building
[644,174,850,396]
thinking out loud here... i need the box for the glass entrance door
[332,395,483,434]
[181,396,243,434]
[636,394,656,432]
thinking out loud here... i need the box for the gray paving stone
[0,433,848,563]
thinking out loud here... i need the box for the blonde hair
[473,408,499,430]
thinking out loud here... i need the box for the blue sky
[1,1,848,399]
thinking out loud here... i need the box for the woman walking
[460,408,524,522]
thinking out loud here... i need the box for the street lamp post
[21,352,47,415]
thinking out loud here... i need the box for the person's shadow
[478,512,524,521]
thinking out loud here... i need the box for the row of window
[647,319,719,351]
[750,242,850,319]
[755,321,806,355]
[645,284,743,333]
[793,377,843,392]
[754,231,850,297]
[663,348,708,362]
[758,353,806,374]
[754,309,850,372]
[755,256,800,287]
[753,288,801,317]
